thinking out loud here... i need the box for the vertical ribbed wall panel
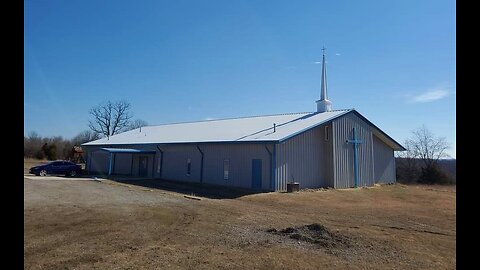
[332,113,374,188]
[89,151,109,174]
[373,135,396,183]
[201,144,271,190]
[275,123,333,192]
[160,145,202,183]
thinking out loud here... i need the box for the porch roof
[99,148,156,154]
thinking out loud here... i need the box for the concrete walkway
[23,174,107,181]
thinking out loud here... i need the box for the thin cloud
[335,53,341,56]
[410,88,449,103]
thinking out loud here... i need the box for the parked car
[29,160,82,177]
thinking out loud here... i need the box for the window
[223,159,230,180]
[324,126,329,141]
[186,158,191,176]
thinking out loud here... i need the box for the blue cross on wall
[346,127,363,187]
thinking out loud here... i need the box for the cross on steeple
[346,127,363,187]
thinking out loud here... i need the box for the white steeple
[316,47,333,113]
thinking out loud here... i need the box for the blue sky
[24,0,456,157]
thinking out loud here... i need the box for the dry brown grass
[24,176,455,269]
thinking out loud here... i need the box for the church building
[82,50,405,191]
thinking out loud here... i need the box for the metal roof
[98,148,156,154]
[83,109,404,150]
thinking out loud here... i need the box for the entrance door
[252,159,262,189]
[138,156,148,177]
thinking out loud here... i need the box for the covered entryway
[138,156,149,177]
[87,148,156,178]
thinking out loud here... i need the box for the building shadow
[111,178,268,199]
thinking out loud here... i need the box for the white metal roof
[83,110,350,145]
[82,109,404,150]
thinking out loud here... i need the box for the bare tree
[24,131,44,159]
[401,125,451,184]
[395,139,420,183]
[88,101,133,138]
[72,130,101,145]
[125,119,148,131]
[406,125,450,168]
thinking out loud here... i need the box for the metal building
[82,50,405,191]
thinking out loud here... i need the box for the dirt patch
[267,223,352,250]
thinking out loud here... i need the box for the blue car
[29,160,82,177]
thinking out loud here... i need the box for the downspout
[264,144,273,191]
[273,143,276,191]
[196,145,204,183]
[130,154,134,176]
[151,153,155,178]
[108,152,114,176]
[156,145,164,179]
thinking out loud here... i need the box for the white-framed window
[186,158,191,176]
[324,126,329,141]
[223,159,230,180]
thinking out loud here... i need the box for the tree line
[24,100,147,161]
[24,130,100,161]
[395,125,454,184]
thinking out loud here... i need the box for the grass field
[24,172,456,269]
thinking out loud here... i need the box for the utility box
[287,182,300,192]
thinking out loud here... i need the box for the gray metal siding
[89,151,109,174]
[85,143,271,189]
[113,153,132,175]
[275,123,333,192]
[160,145,202,183]
[201,144,271,190]
[373,135,396,183]
[332,113,374,188]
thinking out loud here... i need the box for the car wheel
[39,170,47,176]
[69,170,77,177]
